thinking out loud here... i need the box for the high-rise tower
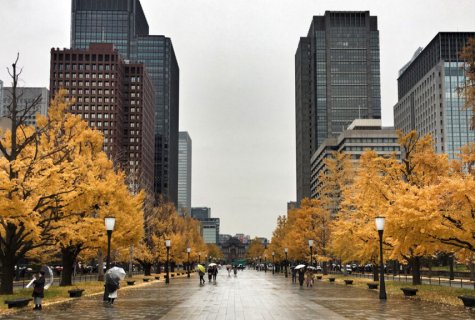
[178,131,192,215]
[295,11,381,202]
[394,32,475,159]
[70,0,179,204]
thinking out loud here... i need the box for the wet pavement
[2,269,475,319]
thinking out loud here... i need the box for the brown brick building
[50,43,154,193]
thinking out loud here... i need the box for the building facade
[295,11,381,202]
[70,0,179,204]
[310,119,399,200]
[1,87,49,126]
[221,237,246,263]
[201,218,220,244]
[394,32,475,159]
[50,43,155,193]
[177,131,192,215]
[191,207,211,220]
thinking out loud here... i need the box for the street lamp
[165,239,171,284]
[187,247,191,278]
[272,252,275,275]
[284,248,288,278]
[259,256,262,271]
[264,255,267,273]
[375,217,387,300]
[308,240,314,267]
[103,217,115,301]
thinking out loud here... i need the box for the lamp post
[259,256,262,271]
[308,240,314,267]
[165,239,171,284]
[264,255,267,273]
[187,247,191,278]
[103,217,115,301]
[284,248,288,278]
[375,217,387,300]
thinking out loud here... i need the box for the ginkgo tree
[0,64,105,294]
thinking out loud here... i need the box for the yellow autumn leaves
[0,89,206,292]
[269,131,475,283]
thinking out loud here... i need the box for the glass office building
[70,0,179,204]
[295,11,381,201]
[178,131,192,215]
[394,32,475,159]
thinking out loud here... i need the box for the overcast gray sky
[1,0,475,239]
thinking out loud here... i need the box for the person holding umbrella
[31,270,45,310]
[105,267,126,305]
[197,264,206,285]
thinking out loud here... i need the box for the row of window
[54,81,115,88]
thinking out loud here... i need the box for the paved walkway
[2,270,475,319]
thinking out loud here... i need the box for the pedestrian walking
[31,271,45,310]
[305,269,313,287]
[233,265,238,277]
[298,269,305,286]
[291,267,297,283]
[208,267,213,282]
[104,267,125,305]
[212,266,218,282]
[199,270,205,285]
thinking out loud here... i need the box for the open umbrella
[197,264,206,273]
[106,267,126,280]
[208,263,217,267]
[295,264,306,270]
[42,266,54,290]
[105,267,126,293]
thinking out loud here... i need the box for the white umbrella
[295,264,306,270]
[106,266,126,280]
[208,263,217,267]
[43,266,54,290]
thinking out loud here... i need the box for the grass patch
[323,274,474,307]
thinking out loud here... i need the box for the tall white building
[178,132,192,215]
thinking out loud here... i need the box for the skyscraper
[295,11,381,202]
[178,131,192,215]
[50,43,155,193]
[394,32,475,159]
[70,0,179,204]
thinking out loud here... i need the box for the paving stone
[2,270,475,319]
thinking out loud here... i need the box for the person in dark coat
[207,267,213,282]
[212,266,218,282]
[199,270,205,285]
[291,267,297,283]
[32,271,45,310]
[298,268,305,286]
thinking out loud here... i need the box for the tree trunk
[470,260,475,281]
[411,256,422,285]
[97,250,104,281]
[60,247,79,286]
[323,261,328,275]
[0,257,16,294]
[393,260,398,276]
[428,257,432,279]
[449,255,455,280]
[144,263,152,276]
